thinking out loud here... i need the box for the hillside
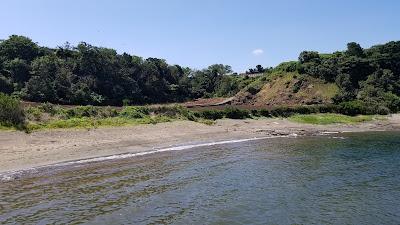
[232,72,339,107]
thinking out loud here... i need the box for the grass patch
[27,117,130,130]
[196,119,215,125]
[25,115,176,131]
[289,113,382,125]
[0,125,15,131]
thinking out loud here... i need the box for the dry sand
[1,115,400,173]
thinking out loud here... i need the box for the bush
[0,93,25,128]
[247,85,262,95]
[336,100,391,115]
[376,106,391,115]
[259,109,272,117]
[151,105,185,117]
[257,105,326,118]
[25,107,42,121]
[270,106,294,117]
[120,106,150,119]
[150,105,198,121]
[98,106,119,118]
[246,80,264,95]
[65,106,100,118]
[243,103,391,119]
[200,110,224,120]
[251,109,260,117]
[224,107,250,119]
[317,104,339,113]
[338,101,367,116]
[38,102,60,115]
[274,61,300,72]
[291,105,318,114]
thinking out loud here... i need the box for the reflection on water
[1,132,400,224]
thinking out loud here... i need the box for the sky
[1,0,399,72]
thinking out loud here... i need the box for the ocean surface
[1,132,400,225]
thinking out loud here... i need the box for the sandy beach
[1,115,400,173]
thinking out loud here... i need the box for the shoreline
[1,115,400,174]
[0,136,286,181]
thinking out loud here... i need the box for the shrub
[258,109,272,117]
[274,61,299,72]
[200,110,224,120]
[376,106,391,115]
[291,105,317,114]
[270,106,294,117]
[152,105,199,121]
[251,109,260,117]
[66,105,100,118]
[120,106,150,119]
[98,106,119,118]
[38,102,60,115]
[224,107,250,119]
[178,108,197,121]
[151,105,186,117]
[0,93,25,128]
[317,104,338,113]
[338,101,366,116]
[25,107,42,121]
[247,85,262,95]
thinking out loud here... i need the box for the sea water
[0,132,399,224]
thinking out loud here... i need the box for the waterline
[0,134,298,181]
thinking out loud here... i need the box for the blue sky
[1,0,399,72]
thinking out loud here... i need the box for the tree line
[1,35,400,112]
[0,35,245,105]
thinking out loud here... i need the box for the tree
[4,58,31,85]
[346,42,365,57]
[333,73,356,103]
[298,51,320,64]
[0,35,39,62]
[0,75,13,94]
[256,65,264,73]
[25,55,60,102]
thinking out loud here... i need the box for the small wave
[330,136,347,139]
[321,131,340,134]
[0,135,295,182]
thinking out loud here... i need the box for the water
[1,132,400,224]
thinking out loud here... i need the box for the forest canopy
[0,35,242,105]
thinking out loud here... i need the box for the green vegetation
[26,116,174,131]
[0,35,252,106]
[0,97,393,132]
[234,41,400,113]
[198,107,251,120]
[0,93,25,129]
[1,35,400,132]
[296,42,400,112]
[1,35,400,112]
[18,103,226,131]
[289,114,381,125]
[23,104,193,131]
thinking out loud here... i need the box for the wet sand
[1,115,400,173]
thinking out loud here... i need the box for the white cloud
[252,49,264,56]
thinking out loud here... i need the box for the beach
[1,115,400,173]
